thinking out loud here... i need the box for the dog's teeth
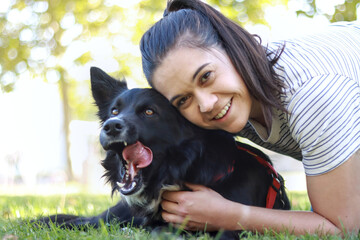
[125,164,129,169]
[117,182,125,188]
[124,141,127,146]
[126,174,129,180]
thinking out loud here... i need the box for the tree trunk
[59,70,74,181]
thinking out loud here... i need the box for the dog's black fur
[37,67,290,239]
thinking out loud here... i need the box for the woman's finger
[161,199,181,214]
[182,220,206,231]
[182,220,218,232]
[162,215,205,231]
[184,183,207,191]
[162,190,187,202]
[162,210,186,224]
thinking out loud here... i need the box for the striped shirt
[238,21,360,176]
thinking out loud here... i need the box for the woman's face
[152,46,261,133]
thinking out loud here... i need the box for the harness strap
[212,145,282,209]
[236,145,282,209]
[212,162,234,182]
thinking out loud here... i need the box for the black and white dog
[38,67,290,239]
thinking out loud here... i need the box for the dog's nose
[103,118,123,136]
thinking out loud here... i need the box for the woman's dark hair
[140,0,285,128]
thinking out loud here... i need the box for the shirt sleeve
[287,74,360,176]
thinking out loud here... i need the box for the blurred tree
[0,0,166,180]
[208,0,287,25]
[296,0,360,22]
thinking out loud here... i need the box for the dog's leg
[93,201,145,227]
[34,201,145,229]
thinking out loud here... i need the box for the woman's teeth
[214,100,231,120]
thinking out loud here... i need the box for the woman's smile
[213,98,232,120]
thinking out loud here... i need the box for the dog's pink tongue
[122,141,153,168]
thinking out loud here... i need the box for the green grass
[0,191,355,239]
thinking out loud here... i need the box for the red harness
[214,145,282,209]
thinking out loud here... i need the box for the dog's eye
[111,108,119,115]
[145,109,154,116]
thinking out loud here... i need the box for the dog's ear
[90,67,128,107]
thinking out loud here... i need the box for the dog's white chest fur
[122,184,181,217]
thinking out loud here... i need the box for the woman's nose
[197,91,217,113]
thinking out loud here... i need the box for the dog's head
[90,67,205,208]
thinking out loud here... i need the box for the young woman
[140,0,360,236]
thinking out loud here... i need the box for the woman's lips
[214,99,232,120]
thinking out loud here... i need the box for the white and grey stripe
[238,21,360,176]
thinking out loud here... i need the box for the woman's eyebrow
[169,94,181,105]
[169,63,211,104]
[192,63,210,81]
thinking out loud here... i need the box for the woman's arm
[161,185,339,235]
[161,149,360,235]
[306,149,360,233]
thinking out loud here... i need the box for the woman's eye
[177,96,190,107]
[145,109,154,116]
[111,108,119,115]
[200,71,211,84]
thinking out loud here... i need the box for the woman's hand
[161,183,241,231]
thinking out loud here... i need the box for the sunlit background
[0,0,359,196]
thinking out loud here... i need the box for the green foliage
[296,0,360,22]
[208,0,288,26]
[75,52,93,66]
[330,0,360,22]
[0,0,164,87]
